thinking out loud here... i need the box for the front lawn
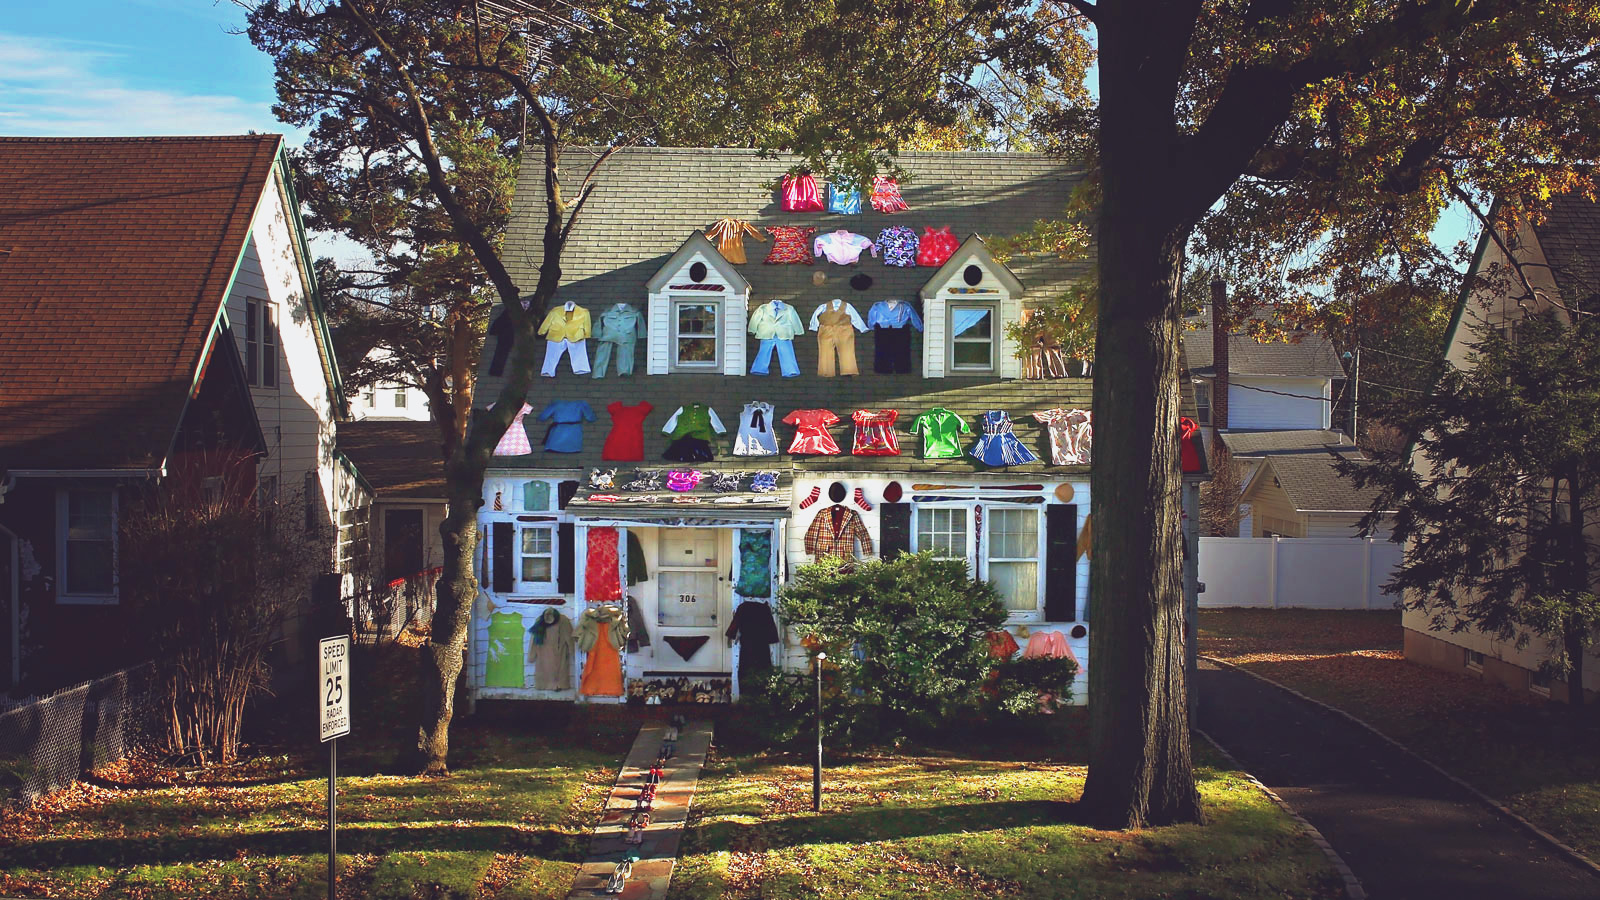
[1200,608,1600,861]
[668,725,1343,900]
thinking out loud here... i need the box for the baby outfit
[538,303,592,376]
[810,300,868,377]
[591,303,645,378]
[969,410,1039,467]
[812,230,876,265]
[1032,408,1092,465]
[867,299,923,374]
[876,226,919,267]
[782,408,841,455]
[735,401,780,457]
[851,409,900,456]
[662,404,726,462]
[492,402,535,456]
[870,176,909,213]
[601,401,654,461]
[537,400,595,453]
[917,227,960,267]
[747,300,805,377]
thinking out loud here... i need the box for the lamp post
[813,651,826,812]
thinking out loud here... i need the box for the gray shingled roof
[1534,191,1600,305]
[1257,454,1390,513]
[338,420,446,499]
[1220,429,1356,458]
[1184,303,1346,379]
[482,148,1099,475]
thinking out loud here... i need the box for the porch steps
[565,718,714,899]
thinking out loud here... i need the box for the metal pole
[813,653,825,812]
[1351,345,1360,441]
[328,737,337,899]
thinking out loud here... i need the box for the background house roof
[1184,303,1346,379]
[1252,454,1389,514]
[482,148,1100,475]
[1532,191,1600,305]
[1220,429,1357,458]
[0,134,281,470]
[337,420,446,500]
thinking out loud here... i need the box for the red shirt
[851,409,900,456]
[601,401,654,461]
[917,226,960,267]
[782,408,841,455]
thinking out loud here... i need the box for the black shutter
[880,502,911,558]
[558,521,576,593]
[1044,504,1077,622]
[558,480,580,509]
[492,521,514,593]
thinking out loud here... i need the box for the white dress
[733,401,779,457]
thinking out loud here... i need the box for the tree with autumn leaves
[250,0,1600,830]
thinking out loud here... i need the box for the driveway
[1196,659,1600,900]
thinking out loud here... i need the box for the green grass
[1200,607,1600,862]
[667,739,1344,900]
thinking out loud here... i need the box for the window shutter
[492,521,514,593]
[1044,504,1077,622]
[879,502,911,558]
[558,522,576,593]
[558,480,579,509]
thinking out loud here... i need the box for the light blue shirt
[867,300,924,331]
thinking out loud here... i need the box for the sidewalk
[1196,660,1600,900]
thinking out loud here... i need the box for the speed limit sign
[318,635,351,742]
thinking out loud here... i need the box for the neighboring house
[349,348,432,423]
[1218,429,1359,498]
[1185,299,1346,432]
[1237,454,1391,540]
[468,147,1208,706]
[0,135,368,694]
[1403,191,1600,703]
[337,420,447,635]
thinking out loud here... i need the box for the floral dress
[1032,408,1092,465]
[869,176,909,212]
[968,410,1039,467]
[850,409,900,456]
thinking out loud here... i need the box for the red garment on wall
[916,227,960,267]
[585,526,622,603]
[986,630,1020,659]
[781,174,824,212]
[765,226,817,264]
[850,409,900,456]
[601,400,654,461]
[1179,416,1202,473]
[782,408,841,455]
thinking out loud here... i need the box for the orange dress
[580,621,624,696]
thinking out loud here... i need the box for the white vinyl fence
[1198,537,1402,610]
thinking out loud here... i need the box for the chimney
[1210,277,1230,430]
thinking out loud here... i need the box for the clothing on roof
[969,410,1038,467]
[663,403,726,463]
[781,173,824,212]
[542,339,590,376]
[538,303,592,342]
[537,400,595,453]
[764,225,816,264]
[493,402,535,456]
[870,175,909,213]
[783,408,841,455]
[704,217,766,264]
[734,401,780,457]
[917,227,960,267]
[910,407,970,459]
[1033,408,1091,466]
[827,180,861,215]
[866,299,923,330]
[851,409,900,456]
[813,303,863,378]
[601,400,653,461]
[876,226,919,267]
[809,299,869,332]
[813,230,876,265]
[592,304,644,378]
[748,300,806,340]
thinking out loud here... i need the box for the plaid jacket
[803,505,874,560]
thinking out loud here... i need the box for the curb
[1196,727,1367,900]
[1200,654,1600,882]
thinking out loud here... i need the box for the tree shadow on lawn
[695,797,1078,850]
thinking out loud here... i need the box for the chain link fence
[0,663,155,802]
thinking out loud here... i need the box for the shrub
[990,655,1079,718]
[773,552,1007,746]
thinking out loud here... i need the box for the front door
[655,528,728,671]
[383,509,425,582]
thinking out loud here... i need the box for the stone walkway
[566,719,713,900]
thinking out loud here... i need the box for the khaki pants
[817,324,859,376]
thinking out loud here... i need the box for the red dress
[601,401,653,461]
[917,226,960,267]
[783,408,841,455]
[1179,416,1202,473]
[585,526,622,603]
[850,409,900,456]
[781,174,824,211]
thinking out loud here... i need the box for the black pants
[873,325,914,374]
[487,311,513,375]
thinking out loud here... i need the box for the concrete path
[566,719,713,900]
[1196,659,1600,900]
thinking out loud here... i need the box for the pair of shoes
[645,765,662,785]
[664,725,680,741]
[659,740,676,759]
[635,790,653,812]
[606,859,632,894]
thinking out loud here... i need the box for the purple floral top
[876,226,920,267]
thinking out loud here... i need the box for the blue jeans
[750,338,799,377]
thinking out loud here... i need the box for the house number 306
[678,593,698,604]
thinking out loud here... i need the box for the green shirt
[911,408,971,459]
[664,403,727,442]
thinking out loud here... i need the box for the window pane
[952,342,991,367]
[66,491,114,594]
[68,491,113,539]
[989,508,1038,558]
[394,391,408,407]
[262,307,277,387]
[951,307,991,339]
[989,560,1038,611]
[677,303,717,335]
[521,528,552,555]
[916,507,968,558]
[521,557,553,582]
[677,336,718,363]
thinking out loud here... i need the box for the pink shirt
[812,230,876,265]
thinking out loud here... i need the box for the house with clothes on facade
[465,148,1207,706]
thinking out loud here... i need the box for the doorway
[655,528,728,671]
[383,509,425,582]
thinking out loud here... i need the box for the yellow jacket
[538,304,592,342]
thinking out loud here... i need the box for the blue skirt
[970,434,1038,467]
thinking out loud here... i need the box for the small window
[1530,670,1552,697]
[58,489,117,603]
[245,300,260,386]
[394,390,408,408]
[520,526,556,584]
[261,304,278,388]
[672,299,720,370]
[987,508,1041,612]
[1465,649,1485,671]
[948,304,995,372]
[916,507,970,559]
[337,505,369,573]
[1194,380,1212,426]
[364,390,376,409]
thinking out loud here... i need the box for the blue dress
[968,411,1039,467]
[537,400,595,453]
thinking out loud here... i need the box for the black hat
[828,481,848,504]
[849,273,873,291]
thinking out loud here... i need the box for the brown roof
[0,135,282,470]
[337,420,447,499]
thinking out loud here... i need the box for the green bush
[990,655,1079,718]
[772,552,1008,746]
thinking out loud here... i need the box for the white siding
[1228,376,1330,430]
[922,293,947,378]
[646,292,669,375]
[1305,513,1385,539]
[924,257,1019,379]
[722,292,748,376]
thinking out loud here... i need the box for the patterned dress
[876,226,920,267]
[764,226,817,264]
[850,409,900,456]
[585,527,622,603]
[492,402,534,456]
[968,410,1039,467]
[917,226,960,267]
[869,175,909,213]
[1032,408,1092,465]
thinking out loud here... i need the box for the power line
[1357,344,1443,366]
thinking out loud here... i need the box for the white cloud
[0,33,281,137]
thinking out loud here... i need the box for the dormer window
[645,233,752,376]
[949,303,997,372]
[920,236,1024,378]
[672,300,721,371]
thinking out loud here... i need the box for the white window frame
[912,504,975,574]
[669,296,722,372]
[56,488,119,605]
[261,302,278,388]
[244,298,278,388]
[245,299,260,386]
[394,389,408,408]
[518,523,559,592]
[947,302,997,373]
[911,502,1046,619]
[1465,649,1485,672]
[1194,379,1212,426]
[986,506,1046,617]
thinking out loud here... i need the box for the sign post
[318,635,351,900]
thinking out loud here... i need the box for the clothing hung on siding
[969,410,1039,467]
[663,403,727,462]
[527,609,574,691]
[813,230,876,265]
[626,530,649,586]
[486,611,526,688]
[749,301,805,378]
[735,529,773,597]
[910,407,971,459]
[663,635,711,662]
[601,401,654,461]
[537,400,595,453]
[986,630,1020,659]
[592,304,645,378]
[867,300,923,374]
[585,527,622,603]
[521,480,551,511]
[1032,409,1092,466]
[851,409,900,456]
[827,180,861,214]
[1179,417,1202,473]
[626,595,651,651]
[542,339,590,377]
[727,600,780,691]
[1023,631,1078,666]
[734,401,780,457]
[539,304,592,377]
[917,226,960,267]
[577,606,628,696]
[783,408,841,455]
[811,300,867,377]
[764,226,816,264]
[704,217,766,264]
[492,402,535,456]
[803,504,874,560]
[876,226,919,267]
[869,175,909,213]
[781,173,824,211]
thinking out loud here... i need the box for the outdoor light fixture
[814,651,826,812]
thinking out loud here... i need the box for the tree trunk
[1565,473,1587,710]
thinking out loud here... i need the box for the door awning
[566,466,792,522]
